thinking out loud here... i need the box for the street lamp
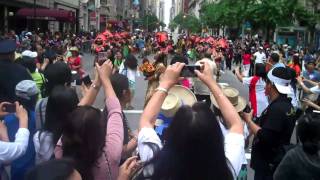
[131,14,135,32]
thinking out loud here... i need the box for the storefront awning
[16,8,75,22]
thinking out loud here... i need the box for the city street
[1,0,319,179]
[81,52,255,178]
[81,52,249,131]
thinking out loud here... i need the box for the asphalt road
[81,52,255,179]
[81,52,249,129]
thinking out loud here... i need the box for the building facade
[50,0,80,33]
[0,0,51,33]
[0,0,80,33]
[275,0,320,49]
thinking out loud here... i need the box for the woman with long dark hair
[235,63,269,118]
[119,54,139,109]
[25,159,81,180]
[55,60,124,180]
[288,54,301,77]
[33,86,79,164]
[135,62,245,179]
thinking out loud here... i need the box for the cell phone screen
[180,65,201,77]
[96,52,108,66]
[243,105,251,113]
[82,74,92,86]
[4,104,16,113]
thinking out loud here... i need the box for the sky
[163,0,172,28]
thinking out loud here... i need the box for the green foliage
[141,14,160,32]
[159,21,166,28]
[169,13,201,33]
[200,0,318,31]
[294,4,319,30]
[200,0,253,28]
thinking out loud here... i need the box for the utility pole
[33,0,36,30]
[146,8,150,32]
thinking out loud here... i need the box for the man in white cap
[253,47,266,64]
[242,67,297,180]
[21,50,38,59]
[3,80,38,179]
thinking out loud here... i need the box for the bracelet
[155,87,168,94]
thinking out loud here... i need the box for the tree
[200,0,319,40]
[169,13,201,33]
[200,0,254,32]
[141,14,160,32]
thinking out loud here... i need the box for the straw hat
[69,47,79,52]
[210,86,246,112]
[160,85,197,118]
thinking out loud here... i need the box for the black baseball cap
[0,39,16,54]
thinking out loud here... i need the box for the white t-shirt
[243,77,269,117]
[33,131,54,164]
[138,127,244,179]
[0,128,30,165]
[218,120,248,167]
[253,51,266,64]
[310,85,320,94]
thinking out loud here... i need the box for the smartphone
[71,71,82,86]
[82,74,92,86]
[243,105,251,113]
[96,52,109,66]
[3,103,16,113]
[180,65,201,77]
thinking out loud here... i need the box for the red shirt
[243,53,252,65]
[68,56,81,68]
[289,64,301,77]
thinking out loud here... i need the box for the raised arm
[297,76,313,94]
[96,60,118,98]
[78,69,101,106]
[96,60,124,179]
[195,61,244,135]
[303,78,319,87]
[139,63,185,130]
[0,102,29,163]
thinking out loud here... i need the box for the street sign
[244,21,251,29]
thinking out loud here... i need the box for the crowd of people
[0,28,320,180]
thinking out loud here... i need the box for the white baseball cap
[15,80,39,100]
[22,50,38,58]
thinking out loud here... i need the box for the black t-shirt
[0,60,32,102]
[251,95,296,174]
